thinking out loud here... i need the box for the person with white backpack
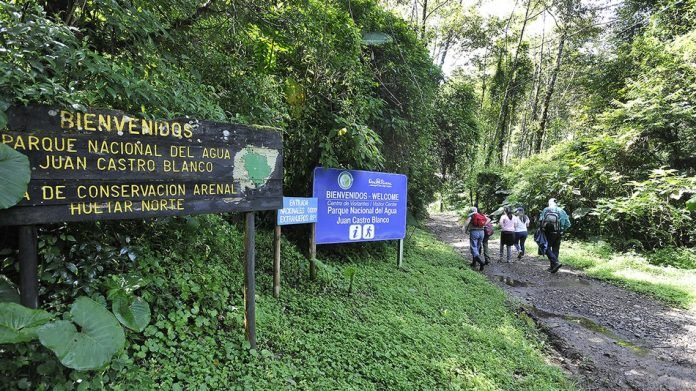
[538,198,571,273]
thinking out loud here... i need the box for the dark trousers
[545,232,561,266]
[514,231,528,254]
[482,235,491,263]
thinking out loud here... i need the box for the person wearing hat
[463,207,490,271]
[539,198,571,273]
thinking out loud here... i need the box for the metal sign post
[397,239,404,268]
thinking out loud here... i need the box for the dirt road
[426,212,696,391]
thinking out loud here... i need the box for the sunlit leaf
[362,32,393,46]
[687,195,696,212]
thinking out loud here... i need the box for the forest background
[0,0,694,389]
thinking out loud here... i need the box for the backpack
[471,212,487,228]
[484,220,494,237]
[543,210,561,233]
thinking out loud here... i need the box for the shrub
[648,247,696,270]
[595,169,695,250]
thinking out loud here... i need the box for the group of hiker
[463,198,571,273]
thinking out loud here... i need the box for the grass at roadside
[4,217,573,390]
[246,228,575,390]
[563,241,696,312]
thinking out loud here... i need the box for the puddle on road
[562,315,649,356]
[495,275,533,287]
[494,275,590,289]
[548,278,591,288]
[523,304,649,356]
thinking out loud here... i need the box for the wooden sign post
[309,223,317,280]
[0,105,283,348]
[244,212,256,348]
[18,225,38,308]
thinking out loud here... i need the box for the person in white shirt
[499,207,516,262]
[512,207,530,260]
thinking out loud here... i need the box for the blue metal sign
[277,197,318,225]
[313,168,407,244]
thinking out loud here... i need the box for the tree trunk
[479,46,490,109]
[421,0,428,40]
[534,32,565,153]
[526,14,545,153]
[438,33,453,67]
[485,0,532,166]
[530,12,546,123]
[504,106,515,163]
[409,0,418,23]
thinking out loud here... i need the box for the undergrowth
[1,216,574,390]
[563,241,696,312]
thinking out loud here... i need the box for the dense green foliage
[0,1,548,388]
[1,0,695,387]
[1,217,573,389]
[502,0,695,253]
[435,78,480,181]
[430,0,695,263]
[0,0,448,217]
[561,241,696,311]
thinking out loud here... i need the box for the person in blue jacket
[539,198,571,273]
[464,207,490,271]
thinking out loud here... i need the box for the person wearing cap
[539,198,571,273]
[463,207,490,271]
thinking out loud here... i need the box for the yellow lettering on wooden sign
[60,111,74,129]
[41,185,66,200]
[83,113,96,131]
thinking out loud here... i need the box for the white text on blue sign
[277,197,318,225]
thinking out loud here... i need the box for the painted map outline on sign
[233,146,280,190]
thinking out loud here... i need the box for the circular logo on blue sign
[338,171,353,190]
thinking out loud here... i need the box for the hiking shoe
[517,253,523,260]
[550,264,563,273]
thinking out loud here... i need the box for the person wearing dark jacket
[538,198,571,273]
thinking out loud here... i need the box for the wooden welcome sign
[1,105,282,348]
[0,106,283,225]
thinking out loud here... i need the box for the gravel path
[426,212,696,391]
